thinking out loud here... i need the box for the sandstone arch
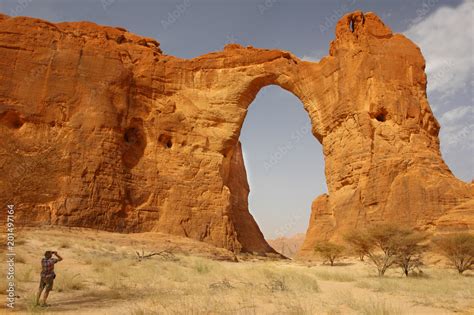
[0,11,472,256]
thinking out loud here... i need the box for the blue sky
[1,0,472,238]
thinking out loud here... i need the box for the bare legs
[35,287,43,305]
[35,287,51,306]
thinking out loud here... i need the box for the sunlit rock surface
[0,12,471,256]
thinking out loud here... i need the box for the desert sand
[0,227,472,314]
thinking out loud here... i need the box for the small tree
[344,230,369,261]
[314,241,345,266]
[433,233,474,274]
[345,224,426,276]
[394,231,428,277]
[364,224,401,276]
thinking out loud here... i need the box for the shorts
[39,275,55,291]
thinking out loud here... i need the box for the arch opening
[238,85,327,257]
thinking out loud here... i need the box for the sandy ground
[0,226,473,314]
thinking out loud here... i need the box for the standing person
[36,251,63,307]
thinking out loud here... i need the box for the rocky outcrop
[0,12,472,255]
[297,12,474,258]
[267,233,306,258]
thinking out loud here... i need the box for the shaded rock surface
[0,12,472,256]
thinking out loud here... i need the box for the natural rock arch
[0,11,472,256]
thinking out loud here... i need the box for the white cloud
[440,123,474,149]
[439,105,474,150]
[404,1,473,180]
[404,0,473,97]
[301,55,318,62]
[440,106,473,124]
[300,50,325,62]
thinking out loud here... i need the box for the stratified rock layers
[0,12,472,255]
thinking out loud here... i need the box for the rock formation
[0,11,472,256]
[267,233,306,258]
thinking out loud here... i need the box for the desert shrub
[265,276,287,292]
[433,233,474,274]
[345,225,427,276]
[193,259,211,274]
[314,241,345,266]
[209,278,233,290]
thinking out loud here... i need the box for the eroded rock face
[0,12,472,255]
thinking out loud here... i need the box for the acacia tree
[394,231,428,276]
[433,233,474,274]
[314,241,345,266]
[345,225,427,276]
[344,230,370,261]
[365,224,401,276]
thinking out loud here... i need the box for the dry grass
[55,272,85,292]
[24,293,48,314]
[312,268,356,282]
[355,298,403,315]
[354,269,473,312]
[15,265,35,283]
[58,240,72,249]
[1,227,472,315]
[14,252,27,264]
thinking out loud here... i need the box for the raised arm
[53,251,63,262]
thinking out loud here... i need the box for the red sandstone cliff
[0,12,472,256]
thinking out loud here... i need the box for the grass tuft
[55,272,84,292]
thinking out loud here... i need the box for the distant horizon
[0,0,471,239]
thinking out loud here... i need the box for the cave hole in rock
[239,85,327,257]
[158,134,173,149]
[124,127,139,143]
[0,110,25,129]
[122,124,146,168]
[374,108,388,122]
